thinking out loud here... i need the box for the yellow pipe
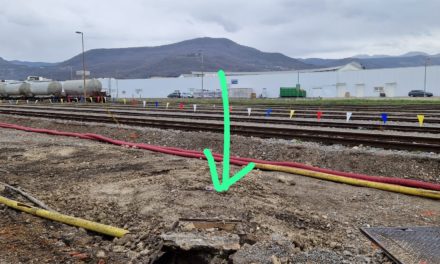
[255,163,440,200]
[0,195,129,237]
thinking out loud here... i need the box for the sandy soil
[0,115,439,264]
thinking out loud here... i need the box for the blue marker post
[381,113,388,124]
[265,108,272,117]
[155,101,159,108]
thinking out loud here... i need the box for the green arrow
[203,70,255,192]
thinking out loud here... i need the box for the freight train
[0,76,106,101]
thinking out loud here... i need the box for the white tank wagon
[1,81,30,98]
[0,82,6,97]
[28,80,62,97]
[62,79,102,97]
[0,80,62,98]
[0,78,107,101]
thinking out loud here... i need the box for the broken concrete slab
[160,232,241,251]
[177,218,242,232]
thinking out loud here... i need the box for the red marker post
[317,111,323,121]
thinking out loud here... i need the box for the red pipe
[1,121,439,191]
[157,146,440,191]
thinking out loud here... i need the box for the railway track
[48,102,440,114]
[58,104,440,117]
[1,105,440,134]
[4,103,440,123]
[5,99,440,111]
[96,101,440,112]
[81,104,440,121]
[1,106,440,152]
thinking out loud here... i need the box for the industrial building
[100,62,440,99]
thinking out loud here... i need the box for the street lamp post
[75,31,87,102]
[115,70,119,100]
[199,50,204,98]
[423,57,430,97]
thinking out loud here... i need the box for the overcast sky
[1,0,439,62]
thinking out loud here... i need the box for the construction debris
[231,236,295,264]
[160,232,241,251]
[177,218,242,232]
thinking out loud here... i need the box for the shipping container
[279,87,307,97]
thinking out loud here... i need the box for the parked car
[167,91,181,98]
[181,92,193,98]
[167,90,194,98]
[408,90,433,97]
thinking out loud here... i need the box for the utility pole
[115,70,119,100]
[108,78,112,98]
[423,57,430,97]
[116,79,119,100]
[75,31,87,102]
[199,50,204,98]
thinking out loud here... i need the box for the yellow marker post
[60,98,64,104]
[123,98,127,105]
[289,110,295,119]
[166,102,169,109]
[89,97,93,103]
[417,115,425,127]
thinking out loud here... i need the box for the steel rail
[1,105,440,133]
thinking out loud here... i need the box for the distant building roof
[181,62,364,78]
[313,62,364,72]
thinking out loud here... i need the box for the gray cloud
[192,14,241,33]
[0,0,439,62]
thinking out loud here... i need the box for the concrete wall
[99,65,440,98]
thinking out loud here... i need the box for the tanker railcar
[62,79,105,99]
[0,77,62,99]
[0,77,107,101]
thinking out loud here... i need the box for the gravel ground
[0,115,439,263]
[1,114,439,183]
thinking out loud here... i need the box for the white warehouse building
[99,62,440,99]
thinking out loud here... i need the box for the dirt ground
[0,115,439,264]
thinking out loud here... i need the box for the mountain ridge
[1,38,439,80]
[0,37,314,80]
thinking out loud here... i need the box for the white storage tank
[4,82,29,97]
[28,81,62,97]
[62,79,102,96]
[0,82,6,97]
[19,82,32,97]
